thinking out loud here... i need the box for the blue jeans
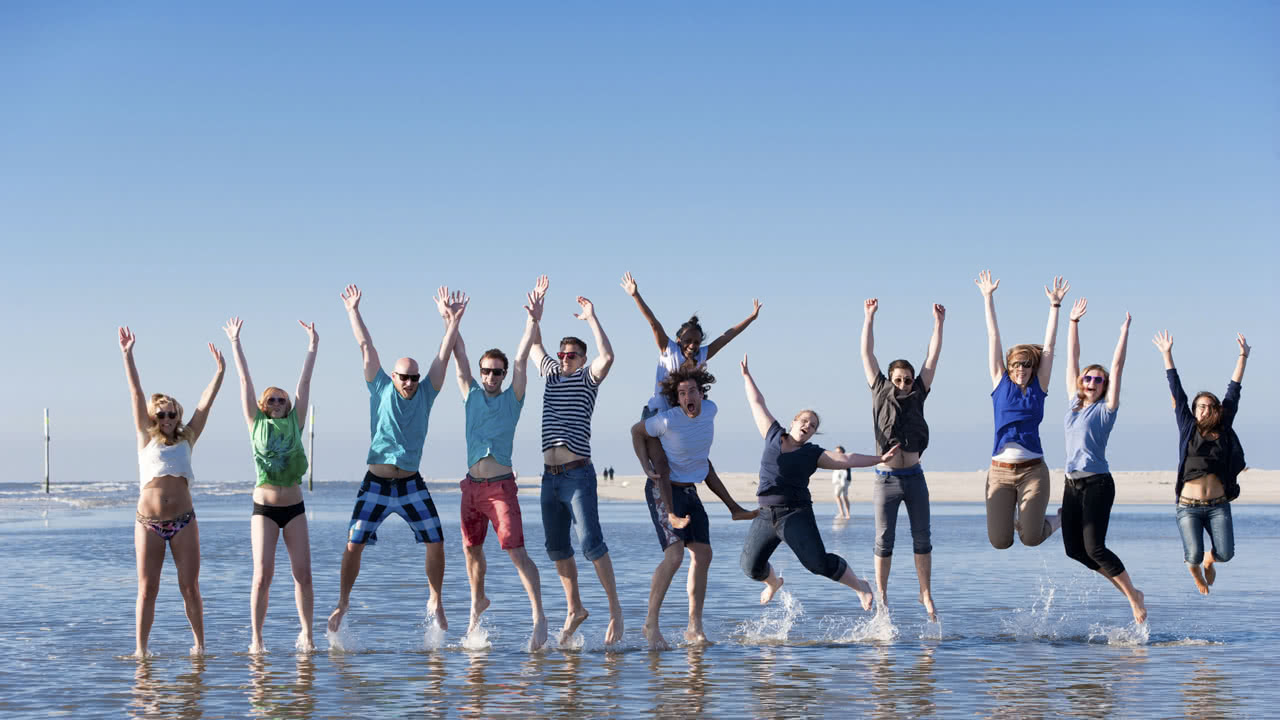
[740,505,847,582]
[873,466,932,557]
[1175,501,1234,565]
[541,463,608,562]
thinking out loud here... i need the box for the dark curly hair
[660,365,716,408]
[676,315,704,343]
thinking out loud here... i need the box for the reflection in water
[1182,659,1242,720]
[130,655,205,719]
[246,653,316,720]
[457,651,490,718]
[545,650,585,716]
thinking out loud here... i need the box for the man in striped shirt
[529,275,623,646]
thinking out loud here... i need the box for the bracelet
[1069,319,1079,323]
[1052,303,1061,308]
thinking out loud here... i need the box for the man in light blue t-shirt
[327,284,465,635]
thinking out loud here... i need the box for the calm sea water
[1,480,1277,719]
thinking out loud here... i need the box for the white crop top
[138,438,195,491]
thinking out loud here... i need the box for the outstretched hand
[118,326,136,354]
[222,316,243,342]
[747,298,762,320]
[340,284,362,312]
[1237,333,1250,358]
[739,354,751,377]
[1045,276,1070,305]
[974,270,999,296]
[620,271,638,297]
[1069,298,1087,322]
[880,444,901,464]
[209,343,225,372]
[573,296,596,322]
[1152,330,1173,353]
[299,320,318,347]
[864,298,878,317]
[524,275,548,321]
[444,289,469,324]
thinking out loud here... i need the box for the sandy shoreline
[422,469,1279,505]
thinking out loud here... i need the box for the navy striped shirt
[540,355,600,457]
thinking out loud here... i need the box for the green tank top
[251,409,308,487]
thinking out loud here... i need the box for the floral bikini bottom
[136,510,195,541]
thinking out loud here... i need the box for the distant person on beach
[445,279,548,650]
[831,448,852,520]
[118,326,225,657]
[620,271,759,520]
[738,355,896,613]
[1060,301,1145,623]
[860,298,944,621]
[223,317,319,653]
[630,365,757,649]
[530,277,625,646]
[976,271,1067,550]
[1154,330,1250,595]
[327,285,465,634]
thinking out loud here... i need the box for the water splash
[919,616,943,641]
[462,618,491,650]
[1089,621,1150,646]
[326,624,359,653]
[295,631,316,654]
[999,576,1069,640]
[422,616,446,651]
[736,590,805,643]
[832,602,899,643]
[555,630,586,651]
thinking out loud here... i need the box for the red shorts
[459,475,525,549]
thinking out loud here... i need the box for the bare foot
[530,614,548,651]
[467,596,491,634]
[1130,590,1147,624]
[684,626,708,646]
[327,603,348,633]
[1190,566,1210,595]
[760,575,784,605]
[296,631,315,653]
[429,597,448,631]
[919,590,938,622]
[605,613,623,646]
[133,646,149,659]
[559,606,589,645]
[248,641,266,654]
[189,644,205,657]
[1203,559,1217,586]
[853,577,875,612]
[643,621,669,650]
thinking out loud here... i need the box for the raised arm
[512,283,544,402]
[1153,330,1190,424]
[705,298,762,360]
[620,271,670,351]
[1065,298,1086,396]
[118,326,150,447]
[428,287,467,393]
[294,321,318,431]
[1232,333,1249,385]
[1105,312,1130,411]
[975,270,1005,389]
[185,343,226,445]
[576,296,614,382]
[1153,330,1175,371]
[740,355,777,439]
[341,284,380,383]
[527,275,550,369]
[451,333,473,398]
[222,316,258,428]
[919,303,946,390]
[818,444,900,470]
[860,298,881,387]
[1038,276,1069,390]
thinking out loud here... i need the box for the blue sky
[2,1,1275,486]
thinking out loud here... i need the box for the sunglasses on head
[266,397,288,405]
[557,352,581,360]
[480,367,506,376]
[1009,360,1033,370]
[154,411,178,420]
[1081,375,1106,386]
[396,373,420,382]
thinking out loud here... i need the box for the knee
[989,534,1014,550]
[178,578,200,599]
[690,545,712,565]
[1214,547,1234,563]
[292,567,313,588]
[138,577,160,600]
[252,572,273,593]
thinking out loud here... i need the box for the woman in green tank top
[224,316,318,653]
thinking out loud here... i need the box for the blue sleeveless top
[991,373,1046,456]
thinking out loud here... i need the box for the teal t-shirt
[464,380,524,468]
[367,368,438,472]
[252,408,308,487]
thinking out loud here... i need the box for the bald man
[328,284,466,634]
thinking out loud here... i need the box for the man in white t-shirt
[630,365,753,650]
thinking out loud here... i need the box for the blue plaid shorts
[347,472,443,545]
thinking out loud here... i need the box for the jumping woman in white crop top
[119,326,224,658]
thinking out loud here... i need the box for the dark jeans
[740,504,847,582]
[1060,473,1125,577]
[873,466,932,557]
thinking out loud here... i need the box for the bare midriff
[254,483,304,506]
[138,476,193,519]
[878,449,922,472]
[1181,474,1225,501]
[469,456,512,479]
[367,464,417,480]
[543,446,586,466]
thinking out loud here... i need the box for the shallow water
[2,480,1277,718]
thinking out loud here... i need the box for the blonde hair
[146,394,194,446]
[1075,364,1109,406]
[258,386,292,415]
[792,409,821,432]
[1005,344,1043,375]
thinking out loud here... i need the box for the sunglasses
[1009,361,1033,370]
[892,377,914,386]
[480,367,506,376]
[154,411,178,420]
[1081,375,1106,386]
[557,352,582,360]
[395,373,420,382]
[266,397,288,405]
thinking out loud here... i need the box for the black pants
[1060,473,1125,577]
[740,505,847,582]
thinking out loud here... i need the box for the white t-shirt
[644,400,716,484]
[647,339,709,411]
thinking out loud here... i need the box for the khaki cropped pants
[986,460,1052,548]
